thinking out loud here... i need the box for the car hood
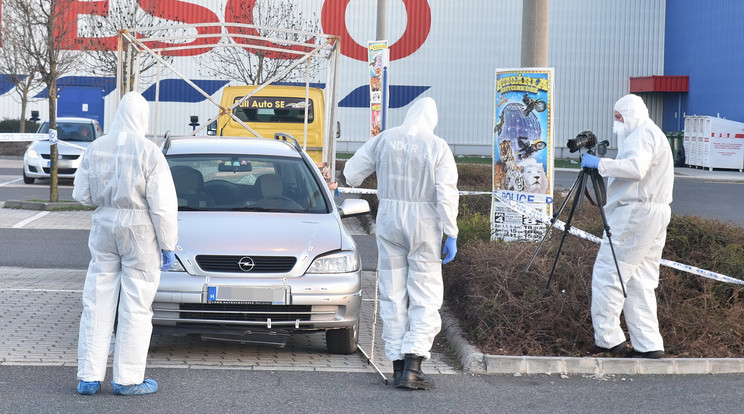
[32,140,91,155]
[176,211,343,270]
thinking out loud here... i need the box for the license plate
[46,160,51,168]
[207,286,286,304]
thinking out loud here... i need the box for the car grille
[196,255,297,273]
[41,154,80,160]
[42,167,77,174]
[179,303,313,322]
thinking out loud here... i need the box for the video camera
[567,130,609,157]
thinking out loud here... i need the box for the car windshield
[167,154,329,213]
[38,122,96,142]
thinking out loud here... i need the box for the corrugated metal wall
[549,0,665,155]
[0,0,666,156]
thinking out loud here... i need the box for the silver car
[22,117,102,184]
[156,136,370,354]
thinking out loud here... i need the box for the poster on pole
[368,40,389,137]
[491,68,554,241]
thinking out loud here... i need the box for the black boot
[392,359,404,387]
[396,354,435,390]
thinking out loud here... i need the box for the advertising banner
[368,40,389,137]
[491,68,554,241]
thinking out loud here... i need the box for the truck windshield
[232,96,314,123]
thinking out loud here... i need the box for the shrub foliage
[443,164,744,357]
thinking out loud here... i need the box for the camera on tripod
[567,130,609,157]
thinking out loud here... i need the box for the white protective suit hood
[614,93,648,137]
[110,91,149,138]
[399,97,438,138]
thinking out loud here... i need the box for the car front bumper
[152,270,362,331]
[23,154,81,179]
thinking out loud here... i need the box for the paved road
[2,366,744,414]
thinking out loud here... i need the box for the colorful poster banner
[491,68,555,241]
[368,40,389,137]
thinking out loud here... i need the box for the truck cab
[215,85,326,164]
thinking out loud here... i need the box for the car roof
[41,117,99,124]
[165,136,304,158]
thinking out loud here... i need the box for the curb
[440,307,744,376]
[3,200,88,211]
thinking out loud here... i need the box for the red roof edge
[629,75,689,93]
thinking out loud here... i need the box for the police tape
[0,133,47,142]
[337,186,744,286]
[338,187,553,204]
[0,133,86,150]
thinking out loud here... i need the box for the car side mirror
[338,198,370,218]
[207,120,217,136]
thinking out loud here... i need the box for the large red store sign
[0,0,431,61]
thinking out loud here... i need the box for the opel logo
[238,256,255,272]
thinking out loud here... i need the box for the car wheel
[325,323,358,354]
[22,170,35,184]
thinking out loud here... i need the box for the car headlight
[307,251,360,273]
[164,256,186,272]
[26,147,39,159]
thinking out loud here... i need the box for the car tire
[22,170,35,184]
[326,323,358,354]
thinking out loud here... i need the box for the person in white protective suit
[73,92,178,395]
[344,97,459,390]
[581,94,674,359]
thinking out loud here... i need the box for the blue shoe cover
[112,379,158,395]
[77,381,100,395]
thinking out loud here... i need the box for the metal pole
[376,0,386,40]
[521,0,550,67]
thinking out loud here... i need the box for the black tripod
[525,155,627,298]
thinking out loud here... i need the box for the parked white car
[156,135,370,354]
[22,117,102,184]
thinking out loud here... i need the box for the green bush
[0,118,40,133]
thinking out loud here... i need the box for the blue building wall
[663,0,744,131]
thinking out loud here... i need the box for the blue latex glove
[581,153,601,169]
[161,250,175,271]
[442,236,457,264]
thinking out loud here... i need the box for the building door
[58,85,106,129]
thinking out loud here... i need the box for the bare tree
[6,0,83,201]
[0,9,43,133]
[198,1,324,85]
[79,2,177,91]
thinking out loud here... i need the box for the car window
[167,154,328,213]
[37,122,96,142]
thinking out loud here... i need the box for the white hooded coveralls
[73,92,178,385]
[592,94,674,352]
[344,97,459,361]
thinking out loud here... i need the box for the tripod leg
[589,170,627,298]
[545,172,587,290]
[525,171,585,272]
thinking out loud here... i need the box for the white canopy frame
[116,23,341,169]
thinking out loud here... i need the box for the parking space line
[0,288,83,293]
[0,177,22,187]
[12,211,49,228]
